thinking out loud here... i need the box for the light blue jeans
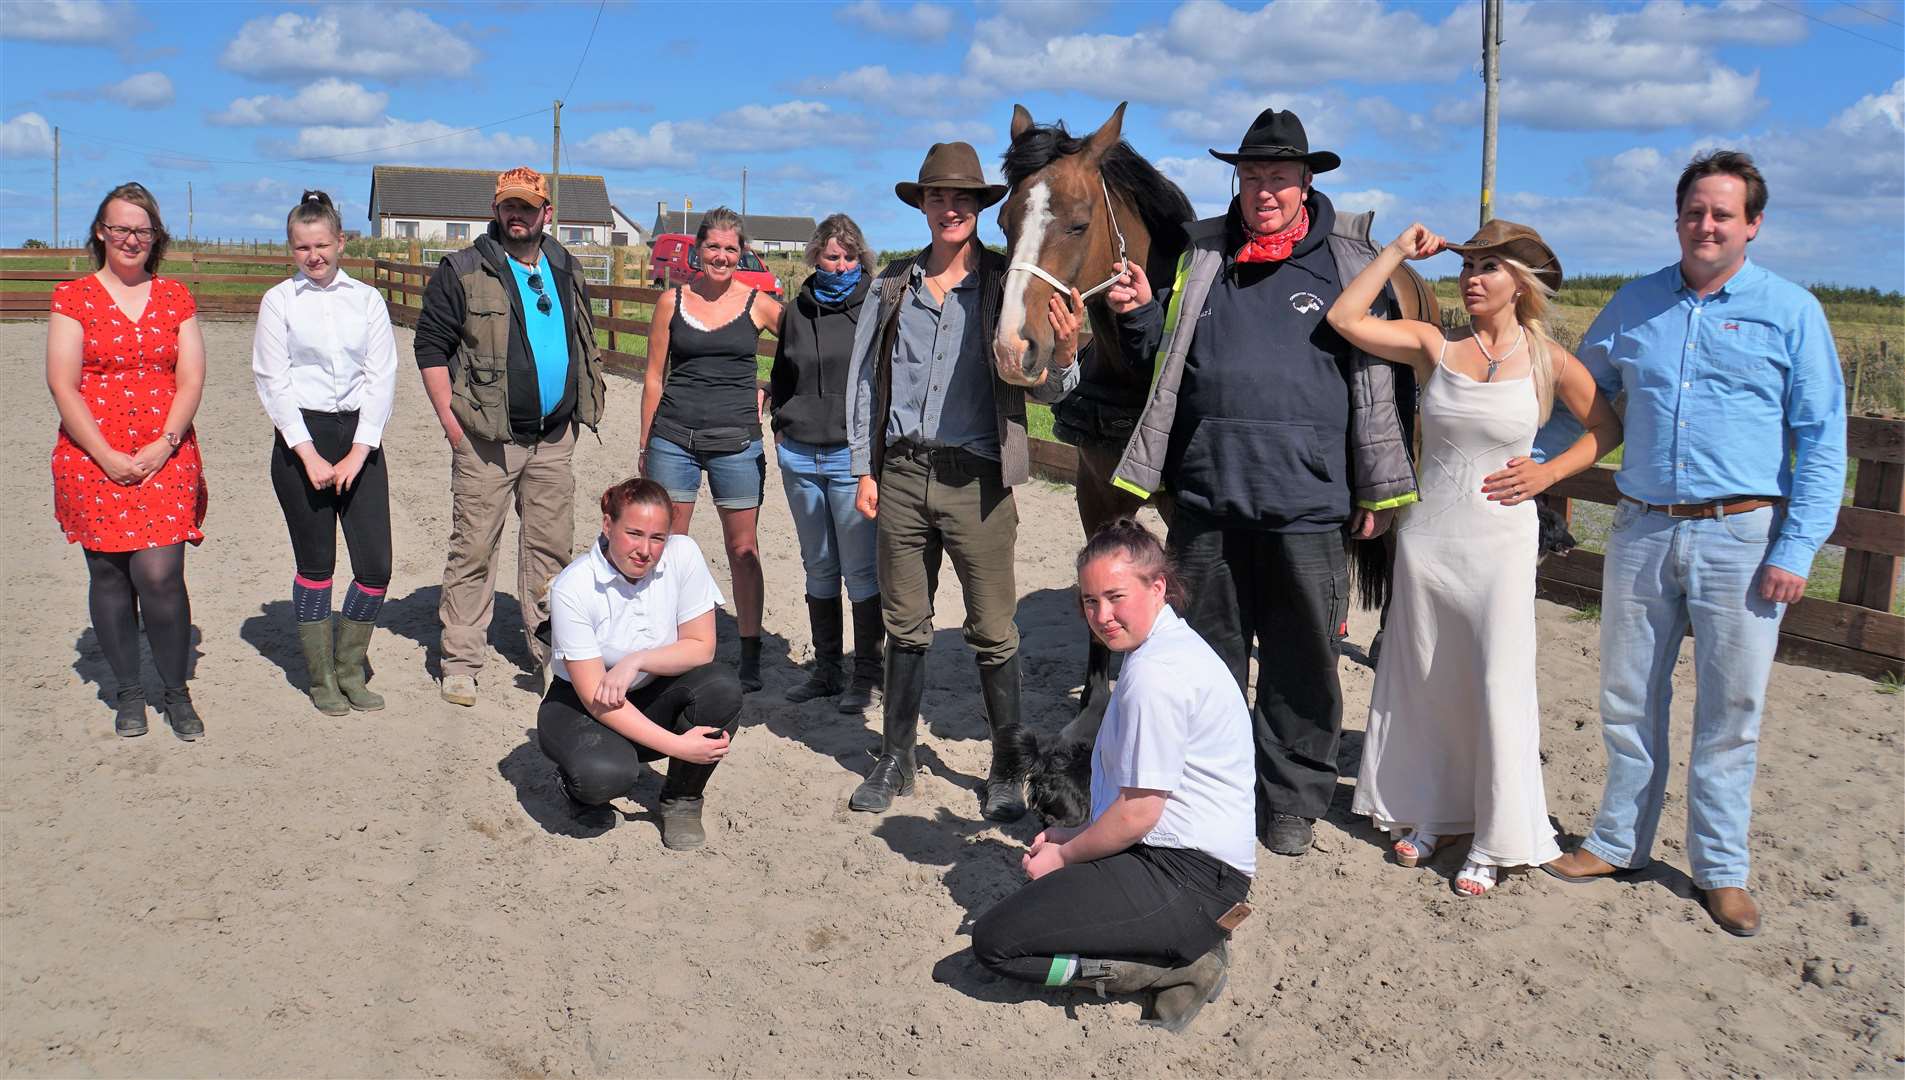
[1584,500,1786,891]
[776,437,878,602]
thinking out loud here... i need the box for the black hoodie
[768,271,871,446]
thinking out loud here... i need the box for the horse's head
[993,102,1129,389]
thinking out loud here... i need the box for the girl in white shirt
[537,477,741,850]
[971,519,1255,1035]
[252,191,398,717]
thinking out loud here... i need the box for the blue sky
[1,0,1900,288]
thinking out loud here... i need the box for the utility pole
[550,99,563,238]
[741,167,748,220]
[1479,0,1501,227]
[188,181,194,241]
[52,125,60,246]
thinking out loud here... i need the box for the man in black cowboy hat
[1105,108,1418,857]
[843,141,1081,820]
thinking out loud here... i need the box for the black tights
[84,543,192,691]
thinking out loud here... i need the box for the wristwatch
[161,430,181,449]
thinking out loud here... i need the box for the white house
[367,166,614,245]
[651,210,817,254]
[610,204,644,247]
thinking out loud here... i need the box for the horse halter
[1005,176,1129,305]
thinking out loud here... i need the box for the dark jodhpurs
[1168,507,1349,823]
[536,665,744,802]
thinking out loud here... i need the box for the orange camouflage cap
[494,166,548,208]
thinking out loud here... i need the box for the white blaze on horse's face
[995,179,1054,386]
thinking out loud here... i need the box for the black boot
[737,635,763,693]
[977,655,1028,822]
[559,772,617,832]
[160,687,203,742]
[850,639,924,813]
[838,595,884,714]
[786,595,846,703]
[113,685,148,738]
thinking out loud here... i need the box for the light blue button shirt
[1569,259,1846,577]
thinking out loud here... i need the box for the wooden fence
[6,249,1900,679]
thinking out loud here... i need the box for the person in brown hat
[1325,218,1621,896]
[1102,107,1418,857]
[842,141,1083,819]
[414,165,609,709]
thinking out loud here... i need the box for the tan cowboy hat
[1445,219,1563,291]
[895,142,1008,209]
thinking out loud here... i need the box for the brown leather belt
[1627,496,1780,520]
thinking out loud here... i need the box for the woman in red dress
[47,182,209,740]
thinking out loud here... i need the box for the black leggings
[536,665,744,802]
[971,845,1250,983]
[269,409,392,588]
[84,542,192,691]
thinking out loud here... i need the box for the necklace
[1471,323,1525,381]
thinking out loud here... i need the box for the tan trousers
[439,423,577,679]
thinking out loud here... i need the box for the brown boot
[1703,887,1761,937]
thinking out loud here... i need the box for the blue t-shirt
[506,253,569,418]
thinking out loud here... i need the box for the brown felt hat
[1445,218,1563,292]
[895,142,1008,209]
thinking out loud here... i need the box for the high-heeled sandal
[1392,830,1444,868]
[1455,862,1499,897]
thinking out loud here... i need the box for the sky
[1,0,1901,288]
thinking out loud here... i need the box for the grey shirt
[847,260,1078,473]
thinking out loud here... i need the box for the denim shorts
[645,435,765,510]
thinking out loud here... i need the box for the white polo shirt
[1089,605,1257,876]
[547,534,724,688]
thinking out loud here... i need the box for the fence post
[610,246,629,356]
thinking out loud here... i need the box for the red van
[649,233,783,298]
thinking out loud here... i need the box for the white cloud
[576,121,695,170]
[0,112,55,158]
[789,65,977,118]
[975,0,1102,34]
[1155,155,1235,217]
[1333,188,1401,217]
[1505,66,1762,131]
[101,71,173,109]
[211,78,389,127]
[275,118,536,166]
[0,0,120,44]
[220,6,477,81]
[967,26,1214,104]
[577,100,879,170]
[837,0,958,40]
[1162,0,1470,83]
[909,119,995,146]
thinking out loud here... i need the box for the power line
[1768,0,1904,51]
[561,0,608,103]
[1836,0,1903,28]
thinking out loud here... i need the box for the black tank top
[654,286,760,432]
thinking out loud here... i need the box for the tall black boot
[850,639,924,813]
[838,594,884,714]
[977,654,1028,822]
[786,595,847,703]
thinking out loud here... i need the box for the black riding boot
[786,594,846,703]
[977,654,1028,822]
[838,594,884,714]
[850,639,924,813]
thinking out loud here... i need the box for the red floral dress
[49,275,208,551]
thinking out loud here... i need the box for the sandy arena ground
[2,318,1901,1078]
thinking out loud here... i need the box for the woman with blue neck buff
[768,214,882,710]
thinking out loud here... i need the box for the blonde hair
[1499,255,1561,425]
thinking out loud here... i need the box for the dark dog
[997,723,1096,829]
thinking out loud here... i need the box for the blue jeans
[776,437,877,601]
[1584,500,1785,891]
[645,436,765,510]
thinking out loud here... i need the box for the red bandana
[1235,205,1310,264]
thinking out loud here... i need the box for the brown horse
[993,102,1438,747]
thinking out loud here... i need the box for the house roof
[650,210,817,245]
[609,204,643,231]
[369,166,612,224]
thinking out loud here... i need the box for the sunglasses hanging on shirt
[526,271,552,315]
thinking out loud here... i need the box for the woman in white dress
[1326,220,1622,897]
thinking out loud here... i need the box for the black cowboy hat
[1209,108,1340,173]
[895,142,1009,209]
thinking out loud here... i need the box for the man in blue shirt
[1544,151,1846,938]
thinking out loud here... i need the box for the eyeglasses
[526,271,552,315]
[101,225,160,242]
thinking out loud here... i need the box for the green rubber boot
[333,616,385,712]
[297,620,351,716]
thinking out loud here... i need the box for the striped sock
[293,575,333,623]
[1044,954,1080,987]
[341,581,385,623]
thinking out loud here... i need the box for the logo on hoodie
[1290,292,1323,314]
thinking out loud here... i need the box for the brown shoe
[1542,849,1624,884]
[1703,887,1761,938]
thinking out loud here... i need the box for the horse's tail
[1389,261,1440,326]
[1350,534,1394,613]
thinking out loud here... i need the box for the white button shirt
[252,268,398,449]
[548,534,725,689]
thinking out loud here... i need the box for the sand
[2,317,1900,1078]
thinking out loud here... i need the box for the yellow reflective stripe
[1112,476,1152,499]
[1147,249,1192,395]
[1357,492,1420,512]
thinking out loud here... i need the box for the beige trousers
[439,423,577,679]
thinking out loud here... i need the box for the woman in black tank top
[640,208,783,691]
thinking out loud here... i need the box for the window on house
[560,226,590,244]
[446,222,470,241]
[394,221,419,239]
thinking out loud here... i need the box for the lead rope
[1006,175,1129,304]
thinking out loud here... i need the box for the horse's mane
[1001,121,1192,280]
